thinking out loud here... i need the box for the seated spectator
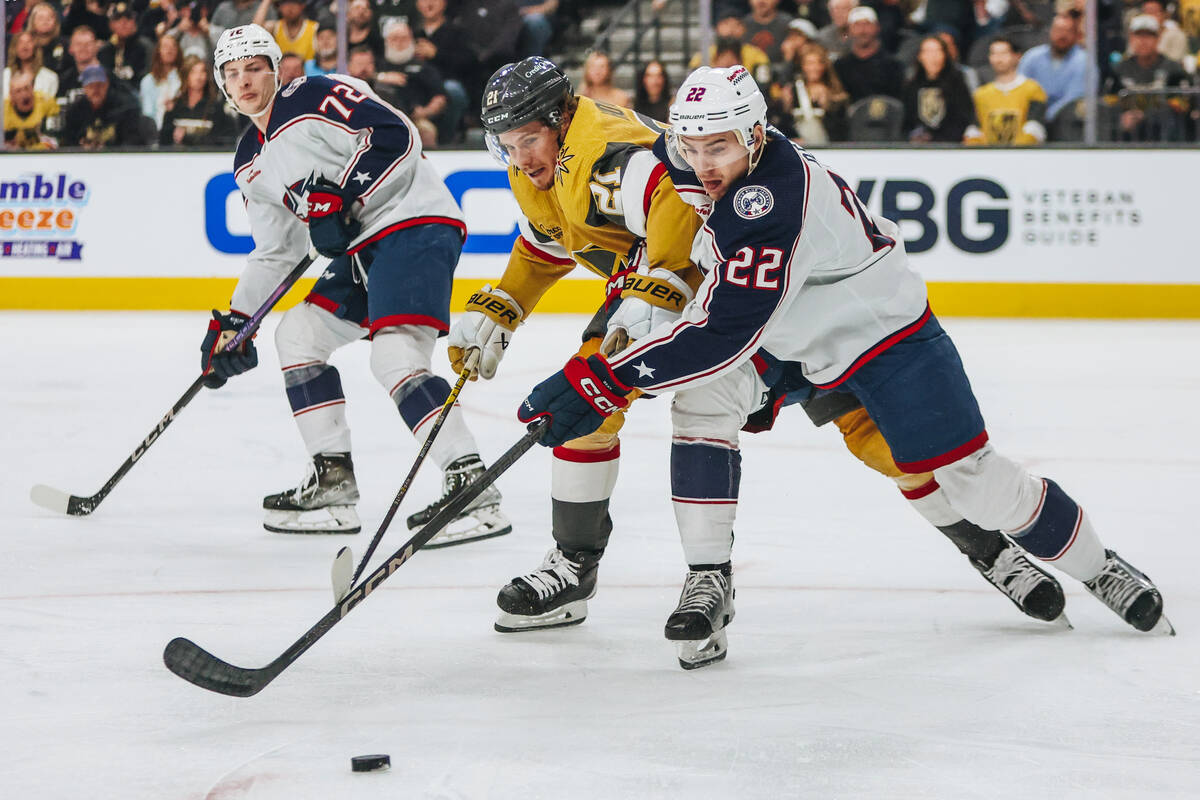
[1019,13,1087,123]
[99,3,153,87]
[1181,0,1200,41]
[139,33,183,130]
[578,50,631,108]
[743,0,794,63]
[9,0,39,36]
[833,6,903,101]
[690,14,772,86]
[305,24,338,76]
[61,64,145,148]
[965,36,1047,144]
[4,69,60,150]
[634,59,672,121]
[865,0,906,53]
[902,35,975,142]
[26,2,68,74]
[160,56,238,147]
[58,25,105,96]
[5,30,60,98]
[348,0,385,59]
[777,17,819,81]
[817,0,855,59]
[1105,13,1192,141]
[793,0,831,29]
[209,0,274,50]
[170,3,213,61]
[1138,1,1188,63]
[517,0,559,58]
[255,0,318,61]
[372,0,418,32]
[456,0,523,88]
[63,0,110,41]
[372,24,449,146]
[938,30,980,92]
[415,0,478,142]
[791,42,850,141]
[915,0,975,50]
[277,53,305,86]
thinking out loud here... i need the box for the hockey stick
[30,248,321,517]
[334,355,479,601]
[164,418,548,697]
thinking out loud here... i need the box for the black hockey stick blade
[164,419,548,697]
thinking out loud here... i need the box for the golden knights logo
[733,185,774,220]
[917,87,947,129]
[987,110,1020,144]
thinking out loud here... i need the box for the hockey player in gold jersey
[444,58,1069,666]
[965,37,1048,145]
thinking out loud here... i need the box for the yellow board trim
[1,277,1198,318]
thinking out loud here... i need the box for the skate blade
[676,630,728,671]
[1048,612,1073,630]
[263,506,361,535]
[495,599,588,633]
[424,507,512,549]
[1148,613,1176,636]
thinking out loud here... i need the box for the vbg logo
[204,171,1008,256]
[204,169,521,255]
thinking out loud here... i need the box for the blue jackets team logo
[733,185,773,219]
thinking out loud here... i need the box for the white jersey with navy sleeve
[609,131,928,393]
[228,74,465,315]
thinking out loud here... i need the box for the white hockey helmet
[667,65,768,172]
[213,24,283,115]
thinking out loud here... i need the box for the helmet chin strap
[246,72,281,118]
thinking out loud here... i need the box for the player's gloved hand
[517,354,632,448]
[305,177,361,258]
[447,285,523,380]
[601,267,694,356]
[200,310,258,389]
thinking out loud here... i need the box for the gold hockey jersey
[967,76,1047,145]
[497,96,704,315]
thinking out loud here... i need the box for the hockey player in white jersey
[518,65,1173,665]
[200,24,509,545]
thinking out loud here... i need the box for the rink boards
[1,149,1197,317]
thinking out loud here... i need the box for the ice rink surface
[3,311,1198,799]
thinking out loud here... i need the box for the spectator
[58,26,105,96]
[778,17,819,80]
[170,3,213,61]
[25,2,68,74]
[372,0,418,31]
[277,53,305,86]
[5,30,61,98]
[793,0,831,29]
[1105,14,1192,141]
[99,3,153,87]
[743,0,794,62]
[578,50,631,108]
[347,0,385,59]
[141,0,179,42]
[1180,0,1200,40]
[833,6,903,101]
[456,0,523,88]
[414,0,478,142]
[916,0,975,50]
[865,0,907,52]
[902,35,975,142]
[344,45,431,148]
[4,69,60,150]
[938,30,980,92]
[690,15,772,86]
[1019,13,1088,123]
[63,0,110,41]
[375,21,450,145]
[817,0,856,59]
[793,42,850,141]
[1138,1,1188,62]
[61,64,145,148]
[517,0,559,58]
[254,0,319,61]
[209,0,275,50]
[965,36,1047,144]
[139,33,183,130]
[305,24,338,76]
[9,0,39,36]
[160,56,238,147]
[634,59,672,121]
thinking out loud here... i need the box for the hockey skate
[262,453,361,534]
[405,455,511,548]
[494,547,602,632]
[1084,550,1174,635]
[664,564,735,670]
[973,540,1071,627]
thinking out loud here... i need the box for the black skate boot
[664,563,735,670]
[974,540,1070,626]
[1084,550,1174,634]
[262,453,361,534]
[494,547,603,632]
[405,455,511,548]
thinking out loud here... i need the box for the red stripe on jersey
[642,162,667,217]
[813,305,932,390]
[348,217,467,254]
[520,235,575,266]
[671,497,738,505]
[900,479,940,500]
[293,399,345,416]
[552,444,621,463]
[369,314,448,335]
[894,430,990,474]
[304,292,341,315]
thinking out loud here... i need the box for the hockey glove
[447,285,523,380]
[517,354,632,448]
[305,177,361,258]
[200,309,258,389]
[601,267,694,356]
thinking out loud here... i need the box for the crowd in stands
[5,0,1200,150]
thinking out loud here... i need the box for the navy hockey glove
[517,354,632,448]
[200,310,258,389]
[306,177,361,258]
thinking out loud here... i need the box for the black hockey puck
[351,754,390,772]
